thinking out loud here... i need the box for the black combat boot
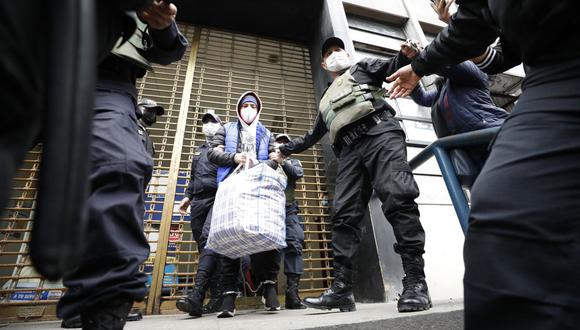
[261,280,281,311]
[302,267,356,312]
[202,276,223,314]
[80,298,133,330]
[217,292,237,318]
[397,254,432,312]
[61,315,82,328]
[176,255,214,317]
[285,274,306,309]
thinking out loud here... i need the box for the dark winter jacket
[185,143,218,200]
[411,61,508,135]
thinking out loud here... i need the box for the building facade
[0,0,522,322]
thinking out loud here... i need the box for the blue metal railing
[409,127,500,234]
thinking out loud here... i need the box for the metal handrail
[409,127,500,234]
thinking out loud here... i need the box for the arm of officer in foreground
[207,126,236,166]
[437,61,488,88]
[282,158,304,182]
[140,1,188,64]
[387,0,499,98]
[279,113,327,156]
[471,38,522,75]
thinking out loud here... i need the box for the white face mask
[202,122,220,138]
[325,50,351,72]
[240,105,258,124]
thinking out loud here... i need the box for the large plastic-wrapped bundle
[207,163,287,259]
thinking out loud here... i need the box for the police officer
[60,100,164,329]
[271,134,306,310]
[176,112,224,317]
[136,98,165,158]
[56,2,188,329]
[278,37,431,313]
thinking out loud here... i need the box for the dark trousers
[57,91,153,318]
[193,206,222,291]
[221,250,281,293]
[332,130,424,273]
[465,77,580,329]
[189,196,215,253]
[283,203,304,275]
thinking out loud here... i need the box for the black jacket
[282,157,304,208]
[411,0,580,77]
[185,143,218,200]
[138,123,155,157]
[280,54,410,156]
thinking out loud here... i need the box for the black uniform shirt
[138,123,155,157]
[280,53,410,156]
[185,143,218,200]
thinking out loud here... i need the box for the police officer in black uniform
[278,37,431,313]
[56,2,188,329]
[176,112,224,317]
[387,1,580,328]
[272,134,307,310]
[60,99,164,329]
[136,98,165,158]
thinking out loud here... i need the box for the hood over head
[236,91,262,126]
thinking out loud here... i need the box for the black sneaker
[217,293,236,318]
[262,281,280,311]
[61,315,82,328]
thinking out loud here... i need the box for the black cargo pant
[189,195,215,253]
[194,206,222,291]
[283,203,304,275]
[57,90,153,318]
[465,75,580,330]
[332,129,424,274]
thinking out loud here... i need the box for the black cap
[202,112,222,125]
[321,37,345,57]
[138,98,164,116]
[275,134,291,142]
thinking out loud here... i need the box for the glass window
[401,119,437,144]
[396,97,432,120]
[347,14,406,40]
[349,28,404,53]
[407,147,442,176]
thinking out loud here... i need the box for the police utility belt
[336,108,391,147]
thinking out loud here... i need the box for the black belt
[336,110,391,147]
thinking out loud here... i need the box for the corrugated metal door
[0,24,333,320]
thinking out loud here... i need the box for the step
[2,300,463,330]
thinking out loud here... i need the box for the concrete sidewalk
[2,300,463,330]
